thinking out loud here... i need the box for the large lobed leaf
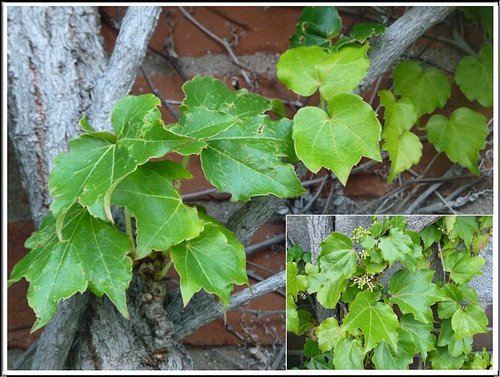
[9,205,132,331]
[293,94,381,185]
[289,6,342,48]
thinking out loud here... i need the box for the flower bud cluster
[352,226,371,243]
[352,274,375,291]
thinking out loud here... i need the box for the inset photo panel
[286,215,494,371]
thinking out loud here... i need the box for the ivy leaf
[333,338,364,370]
[453,216,479,250]
[342,290,399,352]
[290,6,342,48]
[315,317,343,352]
[296,309,314,335]
[169,76,304,201]
[426,108,488,175]
[306,264,348,310]
[277,44,370,101]
[287,295,299,335]
[287,261,308,300]
[443,252,485,284]
[287,244,305,262]
[378,228,421,272]
[438,284,462,319]
[451,304,488,340]
[437,318,473,357]
[399,314,436,362]
[372,339,414,370]
[393,60,451,117]
[389,268,448,323]
[379,90,417,135]
[170,211,248,308]
[455,46,493,107]
[112,161,204,259]
[350,23,386,43]
[419,223,442,250]
[429,347,465,369]
[293,94,382,184]
[9,205,132,331]
[49,94,196,224]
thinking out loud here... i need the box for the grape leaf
[49,94,196,224]
[389,268,448,323]
[170,211,248,308]
[316,317,343,352]
[393,60,451,117]
[341,290,399,352]
[372,339,414,370]
[451,304,488,340]
[9,205,132,331]
[333,338,364,370]
[455,46,493,107]
[453,216,479,250]
[290,6,342,48]
[443,252,485,284]
[426,107,488,175]
[287,261,308,299]
[378,228,421,272]
[277,44,370,101]
[169,76,304,201]
[429,347,465,369]
[287,294,299,335]
[293,94,382,184]
[112,161,204,259]
[399,314,436,362]
[437,318,473,357]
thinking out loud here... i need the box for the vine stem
[437,240,446,283]
[158,257,173,280]
[125,208,136,258]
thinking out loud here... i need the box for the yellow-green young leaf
[437,318,473,357]
[451,304,488,340]
[170,211,248,308]
[277,44,369,101]
[379,90,417,135]
[289,6,342,48]
[378,228,421,272]
[287,294,299,334]
[393,60,451,117]
[112,161,204,259]
[399,314,436,362]
[429,347,465,369]
[169,76,304,201]
[426,108,488,175]
[383,130,423,183]
[293,94,381,185]
[49,94,198,224]
[287,261,308,300]
[333,338,364,370]
[372,339,414,370]
[315,317,343,352]
[443,252,485,284]
[306,263,348,309]
[8,205,132,332]
[455,46,493,107]
[341,290,399,352]
[388,268,449,324]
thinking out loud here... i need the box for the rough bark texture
[358,6,456,92]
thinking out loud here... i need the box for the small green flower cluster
[352,274,375,291]
[360,249,369,259]
[352,226,371,243]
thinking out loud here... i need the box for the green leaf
[287,261,308,299]
[437,319,472,357]
[333,338,364,370]
[389,268,448,323]
[296,309,314,335]
[451,304,488,339]
[315,317,342,352]
[453,216,479,250]
[290,6,342,48]
[426,107,488,175]
[306,263,347,309]
[292,94,381,184]
[379,90,417,135]
[428,346,465,369]
[49,94,196,224]
[438,284,462,319]
[170,76,304,201]
[444,252,485,284]
[372,339,414,370]
[455,46,493,107]
[170,211,248,308]
[350,23,386,43]
[399,314,436,362]
[112,161,204,258]
[464,348,491,369]
[378,228,421,272]
[287,294,299,334]
[287,244,305,262]
[459,7,493,38]
[393,60,451,117]
[9,205,132,331]
[277,44,370,100]
[341,290,399,352]
[419,223,442,250]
